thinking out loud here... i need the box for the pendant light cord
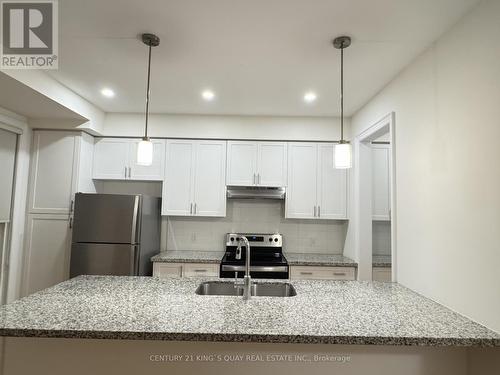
[340,44,344,142]
[144,44,152,139]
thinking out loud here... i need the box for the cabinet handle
[194,203,197,214]
[128,167,132,178]
[70,199,74,213]
[253,173,256,185]
[124,166,127,178]
[190,203,193,215]
[300,272,313,275]
[193,269,207,273]
[333,272,346,276]
[69,217,73,229]
[318,206,321,217]
[313,206,317,217]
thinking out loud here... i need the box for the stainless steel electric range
[220,233,289,279]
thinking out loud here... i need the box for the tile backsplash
[165,200,347,254]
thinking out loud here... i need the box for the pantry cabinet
[92,138,165,181]
[24,130,96,296]
[226,141,287,187]
[286,143,347,219]
[162,140,227,217]
[372,143,391,221]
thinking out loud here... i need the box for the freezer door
[72,193,141,244]
[70,243,139,277]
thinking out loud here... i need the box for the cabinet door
[0,129,17,221]
[23,214,71,295]
[317,144,348,219]
[153,263,183,278]
[372,144,391,220]
[29,131,77,214]
[92,138,130,180]
[257,142,287,187]
[129,139,165,181]
[162,140,195,216]
[193,141,227,217]
[285,143,317,219]
[226,141,257,186]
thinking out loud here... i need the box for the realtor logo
[1,0,58,69]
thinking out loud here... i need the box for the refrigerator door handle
[130,195,140,244]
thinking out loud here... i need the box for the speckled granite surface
[285,253,357,267]
[372,255,392,267]
[151,250,224,263]
[1,276,498,346]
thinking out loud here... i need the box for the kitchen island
[0,276,498,374]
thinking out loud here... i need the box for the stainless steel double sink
[195,281,297,297]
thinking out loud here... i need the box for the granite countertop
[285,253,357,267]
[372,255,392,267]
[151,250,224,263]
[1,276,498,347]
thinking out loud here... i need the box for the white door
[372,144,391,220]
[29,131,77,214]
[317,144,348,219]
[0,128,17,221]
[23,214,71,295]
[193,141,227,217]
[285,143,318,219]
[226,141,257,186]
[129,139,165,181]
[162,140,195,216]
[92,138,130,180]
[257,142,287,187]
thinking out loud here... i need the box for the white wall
[351,0,500,332]
[103,113,348,141]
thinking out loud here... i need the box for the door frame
[353,112,397,282]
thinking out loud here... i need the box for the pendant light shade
[137,138,154,166]
[137,33,160,166]
[333,36,352,169]
[334,142,352,169]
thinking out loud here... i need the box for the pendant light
[137,33,160,166]
[333,36,352,169]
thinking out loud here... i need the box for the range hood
[226,186,286,200]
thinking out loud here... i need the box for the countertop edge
[1,329,498,347]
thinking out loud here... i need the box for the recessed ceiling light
[101,88,115,98]
[201,90,216,101]
[303,91,317,103]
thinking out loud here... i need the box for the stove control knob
[269,238,273,242]
[236,237,240,241]
[274,238,279,242]
[230,237,235,242]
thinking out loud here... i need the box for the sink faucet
[235,236,251,300]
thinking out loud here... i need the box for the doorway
[352,113,396,282]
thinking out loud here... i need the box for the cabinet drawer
[183,263,219,277]
[153,263,183,278]
[372,267,392,282]
[290,266,355,280]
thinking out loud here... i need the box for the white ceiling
[48,0,479,117]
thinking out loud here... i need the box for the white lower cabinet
[162,140,226,217]
[23,214,72,295]
[290,266,356,280]
[153,262,219,278]
[372,267,392,282]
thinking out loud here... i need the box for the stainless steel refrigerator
[70,193,161,278]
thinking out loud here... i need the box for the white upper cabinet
[0,128,17,222]
[372,143,391,221]
[162,140,226,217]
[286,142,348,220]
[226,141,257,186]
[29,131,79,214]
[92,138,165,181]
[193,141,227,216]
[286,143,317,219]
[317,144,347,219]
[226,141,287,187]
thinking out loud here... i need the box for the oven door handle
[221,265,288,272]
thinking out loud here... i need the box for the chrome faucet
[235,236,252,300]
